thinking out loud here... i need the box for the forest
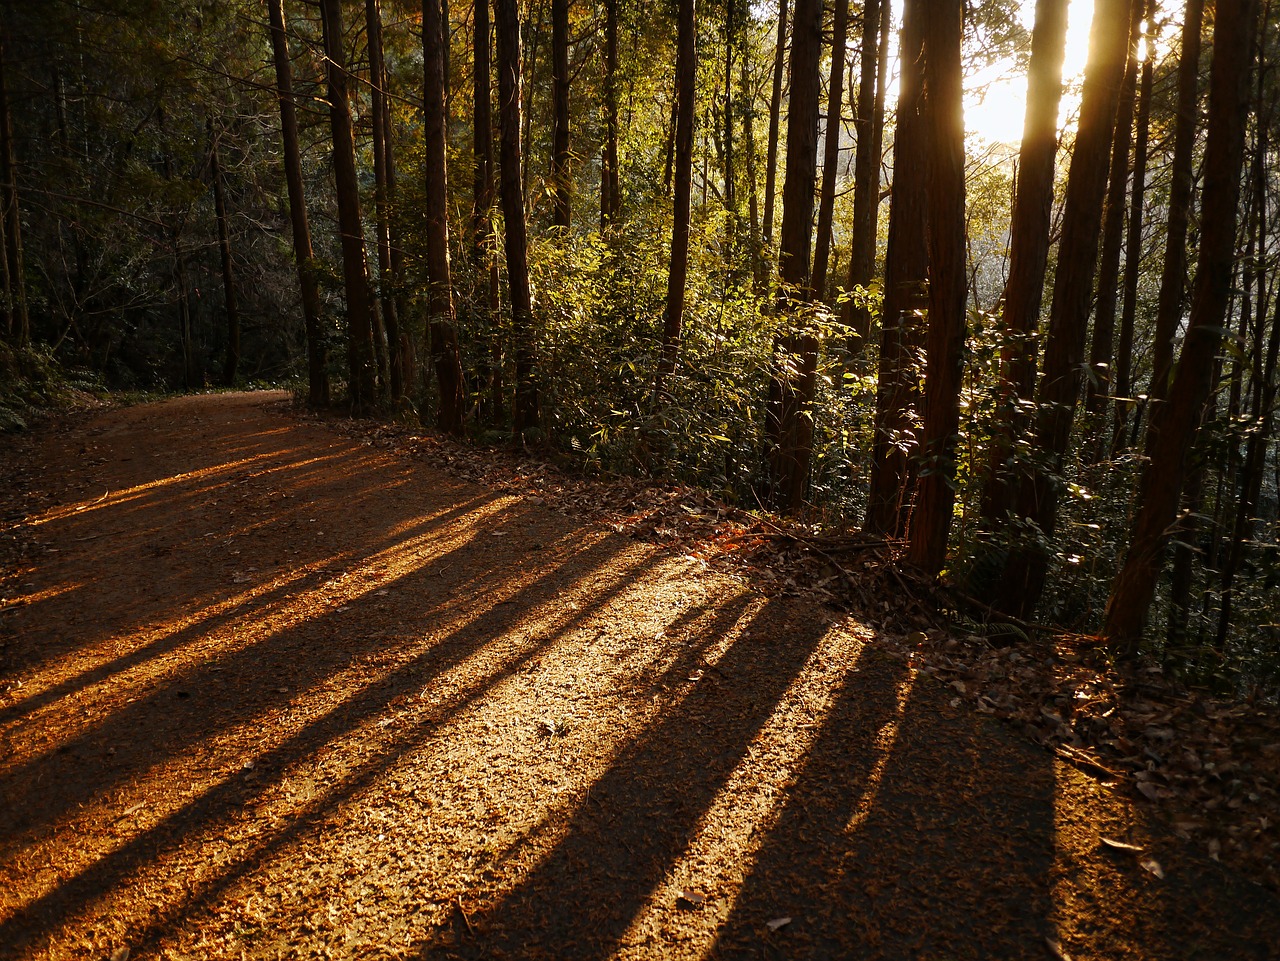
[1,0,1278,696]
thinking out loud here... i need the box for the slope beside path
[1,391,1276,960]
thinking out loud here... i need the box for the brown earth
[1,391,1277,961]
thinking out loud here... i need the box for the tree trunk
[423,0,466,433]
[765,0,822,511]
[0,21,28,347]
[1113,1,1156,449]
[495,0,539,431]
[761,0,789,255]
[995,0,1134,617]
[657,0,697,390]
[1102,0,1257,652]
[319,0,378,412]
[844,0,888,357]
[601,0,620,228]
[1085,2,1144,420]
[907,0,966,576]
[978,0,1069,525]
[864,0,929,537]
[809,0,849,304]
[551,0,571,230]
[474,0,503,421]
[1148,0,1204,401]
[367,0,402,400]
[209,122,241,387]
[267,0,328,407]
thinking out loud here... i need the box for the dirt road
[1,392,1277,960]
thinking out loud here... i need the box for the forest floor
[2,390,1279,961]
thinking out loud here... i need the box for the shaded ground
[1,391,1277,960]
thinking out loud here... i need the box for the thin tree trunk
[0,22,28,347]
[268,0,328,407]
[765,0,823,511]
[1085,1,1144,419]
[762,0,789,254]
[742,51,762,287]
[1102,0,1257,652]
[995,0,1134,617]
[864,0,929,536]
[320,0,378,412]
[495,0,539,430]
[907,0,966,576]
[368,0,402,400]
[209,121,240,387]
[474,0,503,421]
[551,0,571,230]
[657,0,697,390]
[1114,2,1156,449]
[809,0,849,304]
[601,0,620,228]
[978,0,1070,525]
[423,0,466,433]
[1148,0,1205,401]
[844,0,888,356]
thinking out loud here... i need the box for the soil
[1,391,1278,961]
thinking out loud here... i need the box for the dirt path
[1,392,1277,961]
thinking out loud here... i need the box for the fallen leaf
[677,888,706,908]
[766,916,792,932]
[1140,857,1165,879]
[1100,837,1143,853]
[1045,937,1072,961]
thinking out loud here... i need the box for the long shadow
[450,595,831,960]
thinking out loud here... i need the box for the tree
[495,0,539,431]
[0,18,28,347]
[765,0,822,510]
[601,0,621,228]
[994,0,1136,617]
[1102,0,1258,651]
[551,0,571,230]
[906,0,966,576]
[657,0,696,390]
[761,0,789,258]
[424,0,466,433]
[209,119,241,386]
[319,0,378,412]
[367,0,403,401]
[267,0,328,407]
[809,0,849,304]
[864,0,929,536]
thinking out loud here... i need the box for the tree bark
[473,0,503,421]
[551,0,571,230]
[809,0,849,304]
[977,0,1069,525]
[268,0,328,407]
[209,121,240,387]
[907,0,966,576]
[844,0,888,357]
[423,0,466,433]
[656,0,696,390]
[995,0,1134,616]
[864,0,929,536]
[765,0,822,511]
[0,21,28,347]
[367,0,402,401]
[1102,0,1257,652]
[495,0,539,431]
[601,0,620,228]
[1148,0,1204,401]
[319,0,378,412]
[761,0,789,254]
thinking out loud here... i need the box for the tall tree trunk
[1148,0,1205,401]
[1113,1,1156,448]
[268,0,328,407]
[1085,2,1144,419]
[368,0,402,400]
[1102,0,1257,652]
[995,0,1134,617]
[761,0,789,255]
[495,0,539,431]
[864,0,929,536]
[978,0,1070,525]
[551,0,571,230]
[656,0,697,390]
[844,0,888,357]
[907,0,966,576]
[601,0,621,228]
[320,0,378,412]
[423,0,466,433]
[742,50,762,286]
[0,21,28,347]
[474,0,503,421]
[809,0,849,304]
[765,0,823,511]
[721,0,736,222]
[209,122,240,387]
